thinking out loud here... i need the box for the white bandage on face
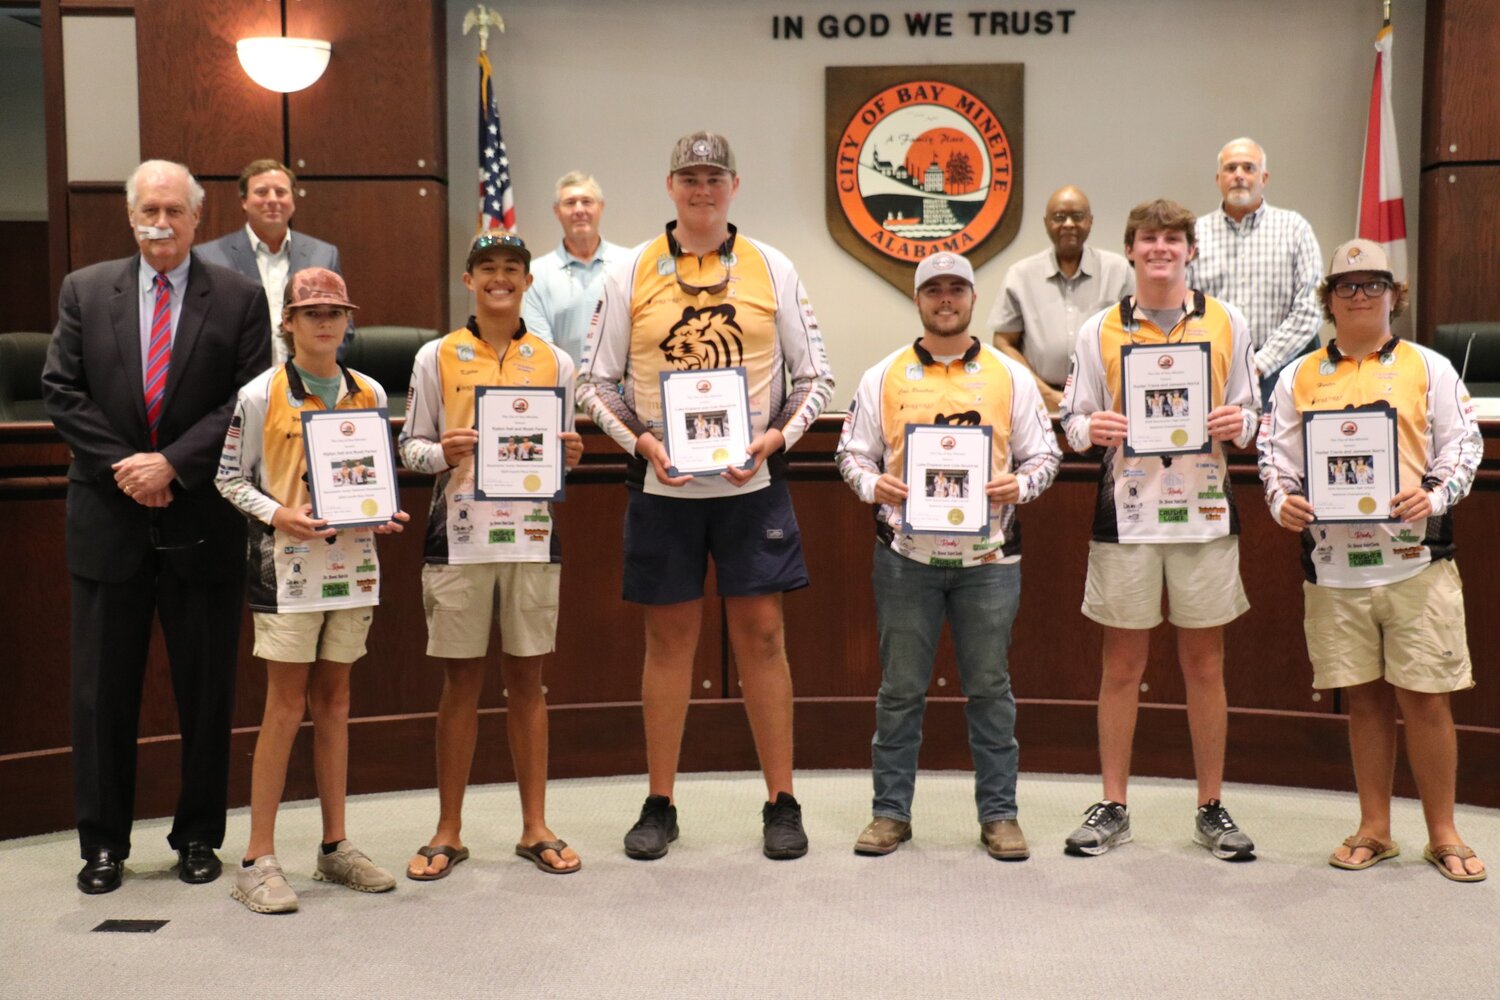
[136,225,174,240]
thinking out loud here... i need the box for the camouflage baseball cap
[284,267,357,310]
[670,131,736,174]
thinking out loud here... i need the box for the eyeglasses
[675,257,731,297]
[1331,279,1392,299]
[1048,211,1090,225]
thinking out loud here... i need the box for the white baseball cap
[913,252,975,292]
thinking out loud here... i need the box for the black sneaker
[762,792,808,860]
[624,794,678,860]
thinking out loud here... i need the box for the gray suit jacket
[196,227,354,350]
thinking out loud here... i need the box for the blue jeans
[870,544,1022,824]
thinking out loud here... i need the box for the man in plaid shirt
[1188,137,1323,407]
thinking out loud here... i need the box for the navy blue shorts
[622,480,809,605]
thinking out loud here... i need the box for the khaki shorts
[1303,559,1472,693]
[252,607,373,664]
[422,561,560,659]
[1082,535,1249,630]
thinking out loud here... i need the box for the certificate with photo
[473,386,566,502]
[1120,342,1211,457]
[301,408,400,528]
[659,367,753,477]
[1303,404,1399,523]
[901,424,992,536]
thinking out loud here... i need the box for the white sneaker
[313,840,397,892]
[231,855,298,913]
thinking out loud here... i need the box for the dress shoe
[981,819,1030,861]
[77,850,124,894]
[854,817,912,856]
[176,842,223,884]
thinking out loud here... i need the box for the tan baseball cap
[284,267,358,310]
[1325,239,1393,280]
[670,131,736,174]
[913,251,975,292]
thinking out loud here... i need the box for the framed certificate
[1303,404,1399,523]
[473,386,566,502]
[1120,342,1211,457]
[301,408,400,529]
[658,367,753,477]
[901,424,991,536]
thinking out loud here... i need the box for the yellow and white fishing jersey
[577,224,834,498]
[217,362,387,613]
[1060,292,1257,543]
[399,319,575,565]
[836,338,1060,567]
[1257,337,1482,587]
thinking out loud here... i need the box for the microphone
[1460,330,1477,382]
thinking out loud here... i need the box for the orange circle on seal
[836,80,1014,262]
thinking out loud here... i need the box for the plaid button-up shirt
[1187,202,1323,378]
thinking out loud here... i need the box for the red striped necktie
[144,273,172,445]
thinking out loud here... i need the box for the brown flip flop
[1423,844,1487,883]
[514,839,581,874]
[407,844,469,881]
[1328,835,1399,871]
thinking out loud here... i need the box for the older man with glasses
[989,185,1134,411]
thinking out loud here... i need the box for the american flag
[1356,24,1406,279]
[477,51,514,231]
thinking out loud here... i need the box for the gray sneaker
[1194,800,1256,860]
[1065,800,1132,856]
[231,855,298,913]
[313,841,397,892]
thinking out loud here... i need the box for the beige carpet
[1,770,1495,999]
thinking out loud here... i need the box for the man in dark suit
[41,159,271,894]
[195,158,351,362]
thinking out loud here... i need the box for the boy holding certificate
[577,132,835,861]
[836,252,1060,859]
[216,268,407,913]
[1258,239,1485,881]
[1058,200,1259,860]
[400,232,585,879]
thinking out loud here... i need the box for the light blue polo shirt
[520,238,627,365]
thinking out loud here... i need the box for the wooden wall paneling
[284,0,445,178]
[0,497,68,757]
[1421,0,1500,166]
[291,179,448,329]
[0,222,55,331]
[195,178,244,246]
[42,0,68,314]
[1448,501,1499,730]
[66,182,136,269]
[1417,167,1500,335]
[133,0,282,176]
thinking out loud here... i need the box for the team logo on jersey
[660,305,744,369]
[519,344,534,358]
[458,344,476,362]
[935,410,982,426]
[964,360,982,374]
[1320,360,1337,376]
[657,254,676,276]
[827,65,1024,292]
[905,364,924,381]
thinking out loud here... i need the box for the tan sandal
[1423,844,1487,882]
[1328,835,1399,870]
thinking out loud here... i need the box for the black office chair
[1432,322,1500,397]
[341,326,440,418]
[0,332,52,422]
